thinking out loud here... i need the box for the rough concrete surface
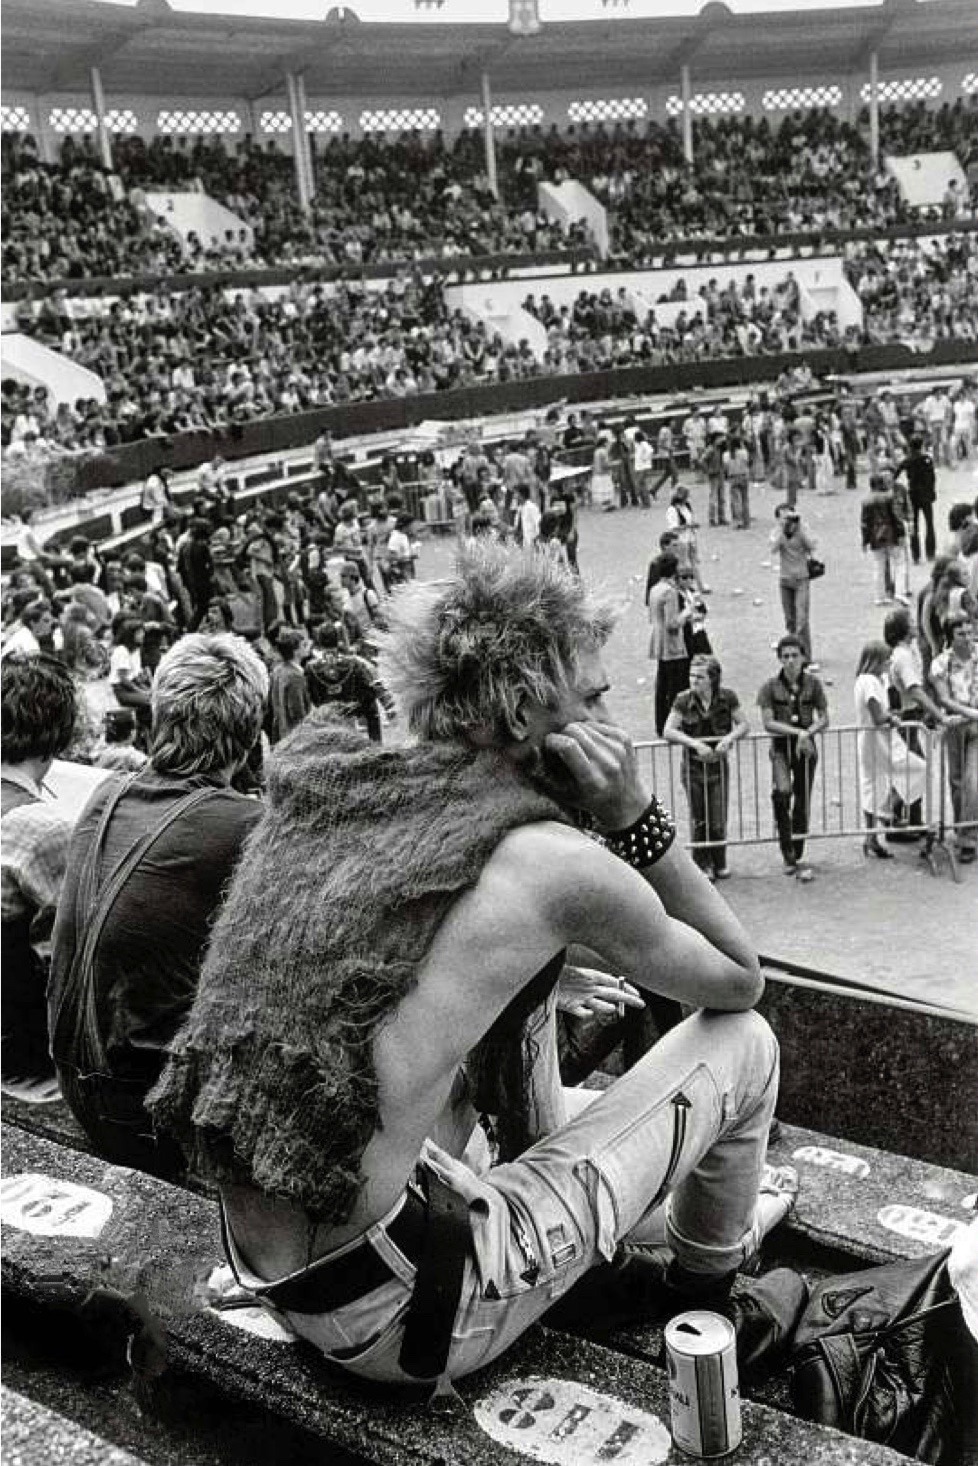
[3,1126,917,1466]
[1,1385,146,1466]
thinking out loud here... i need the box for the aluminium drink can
[664,1309,741,1457]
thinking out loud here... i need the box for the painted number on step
[793,1145,870,1179]
[877,1204,967,1247]
[0,1173,112,1238]
[475,1377,671,1464]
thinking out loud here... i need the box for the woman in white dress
[854,641,928,857]
[591,432,616,512]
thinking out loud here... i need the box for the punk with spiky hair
[378,539,617,746]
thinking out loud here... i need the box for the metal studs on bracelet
[604,798,676,870]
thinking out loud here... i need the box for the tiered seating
[0,1123,935,1466]
[497,99,978,261]
[4,97,976,289]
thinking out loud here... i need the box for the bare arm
[759,705,802,740]
[865,692,900,729]
[540,720,761,1005]
[663,706,713,761]
[532,826,762,1012]
[931,669,978,723]
[718,705,749,751]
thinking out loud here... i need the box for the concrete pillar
[295,72,315,197]
[89,66,113,171]
[30,93,53,164]
[481,71,499,200]
[286,71,311,212]
[681,63,693,165]
[868,50,880,169]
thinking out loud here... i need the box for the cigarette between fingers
[616,975,625,1021]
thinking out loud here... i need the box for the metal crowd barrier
[635,722,969,882]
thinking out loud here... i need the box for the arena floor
[415,451,978,1018]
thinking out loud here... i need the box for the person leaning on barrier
[929,613,978,864]
[664,654,748,883]
[148,542,798,1394]
[48,633,268,1180]
[757,635,829,883]
[1,654,77,1090]
[883,607,948,854]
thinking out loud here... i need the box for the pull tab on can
[664,1309,741,1458]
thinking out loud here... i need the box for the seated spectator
[92,708,149,773]
[148,540,796,1391]
[58,601,106,678]
[304,622,396,743]
[1,654,77,1091]
[108,612,151,716]
[267,626,310,745]
[339,562,383,645]
[48,632,268,1177]
[386,512,416,584]
[1,600,56,660]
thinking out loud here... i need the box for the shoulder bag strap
[54,780,221,1074]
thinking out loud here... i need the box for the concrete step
[1,1384,148,1466]
[770,1119,975,1267]
[1,1124,914,1466]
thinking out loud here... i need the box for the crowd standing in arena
[2,60,978,1434]
[4,379,977,988]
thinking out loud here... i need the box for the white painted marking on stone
[206,1305,299,1343]
[0,1173,112,1239]
[877,1204,966,1246]
[201,1265,298,1343]
[792,1145,870,1179]
[474,1376,671,1464]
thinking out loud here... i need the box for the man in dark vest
[149,543,797,1393]
[48,633,268,1179]
[1,654,77,1092]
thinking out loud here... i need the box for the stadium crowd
[2,397,976,1431]
[523,271,846,372]
[3,97,976,287]
[4,384,977,750]
[5,227,978,461]
[4,31,978,1433]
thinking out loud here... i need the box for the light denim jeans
[229,1006,779,1385]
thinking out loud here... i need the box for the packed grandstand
[2,3,978,1463]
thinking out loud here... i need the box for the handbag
[789,1249,973,1464]
[806,556,826,580]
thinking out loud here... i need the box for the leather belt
[221,1187,429,1316]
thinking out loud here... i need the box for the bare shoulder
[481,819,648,934]
[421,819,605,981]
[482,820,602,908]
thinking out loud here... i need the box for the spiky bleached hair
[377,540,617,743]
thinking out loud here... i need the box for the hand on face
[541,719,650,832]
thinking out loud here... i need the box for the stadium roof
[3,0,977,102]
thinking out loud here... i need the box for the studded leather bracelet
[603,796,676,870]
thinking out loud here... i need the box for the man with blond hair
[150,544,797,1393]
[49,633,268,1179]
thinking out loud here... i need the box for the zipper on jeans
[649,1090,691,1210]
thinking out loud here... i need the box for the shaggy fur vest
[148,711,570,1225]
